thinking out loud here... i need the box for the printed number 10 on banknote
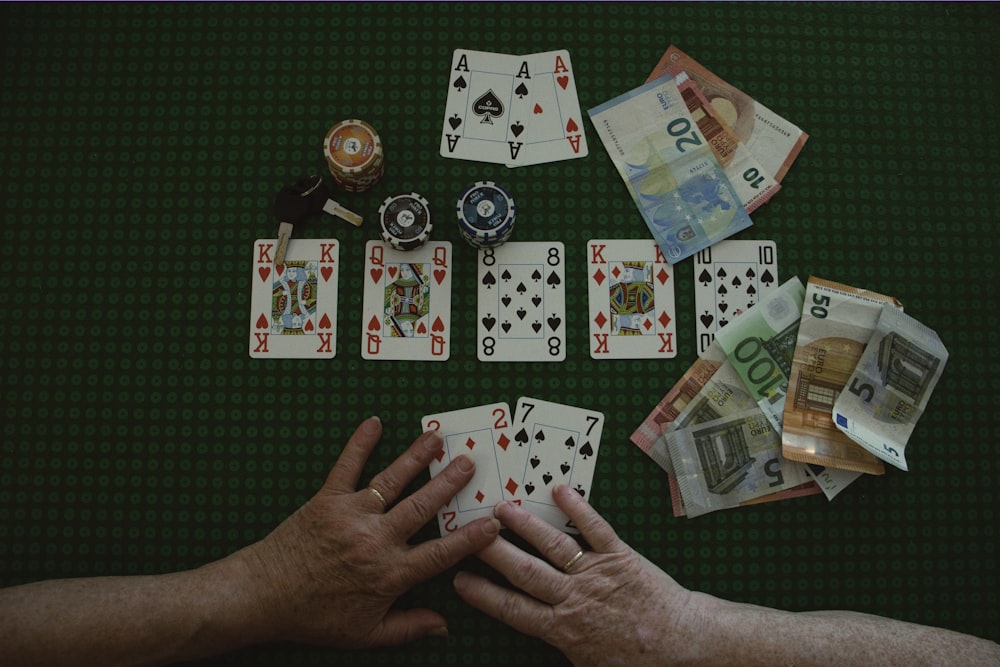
[588,74,752,263]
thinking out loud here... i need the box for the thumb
[370,608,450,646]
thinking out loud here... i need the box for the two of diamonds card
[587,239,678,359]
[249,238,339,359]
[477,242,566,362]
[440,49,588,167]
[693,239,778,354]
[423,398,604,535]
[361,240,453,361]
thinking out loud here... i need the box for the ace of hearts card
[693,239,778,354]
[361,240,452,361]
[422,402,519,535]
[587,239,677,359]
[249,238,339,359]
[477,242,566,362]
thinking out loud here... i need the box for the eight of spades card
[693,239,779,354]
[587,239,677,359]
[509,397,605,534]
[422,403,518,536]
[477,242,567,362]
[440,49,529,166]
[505,49,588,167]
[249,238,339,359]
[361,240,452,361]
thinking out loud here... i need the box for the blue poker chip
[456,181,516,235]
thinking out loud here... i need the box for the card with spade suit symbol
[587,239,677,359]
[693,240,778,354]
[249,238,339,359]
[477,242,566,362]
[510,397,604,534]
[361,240,452,361]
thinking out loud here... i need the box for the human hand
[453,485,702,667]
[231,416,500,649]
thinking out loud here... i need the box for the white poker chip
[379,192,432,251]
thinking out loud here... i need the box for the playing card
[249,238,339,359]
[505,49,588,167]
[477,242,566,362]
[510,397,605,533]
[361,240,452,361]
[693,240,778,354]
[440,49,527,165]
[422,403,516,535]
[587,239,677,359]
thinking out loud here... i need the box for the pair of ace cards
[693,239,778,354]
[422,399,604,535]
[440,49,588,167]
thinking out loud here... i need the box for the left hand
[229,417,501,648]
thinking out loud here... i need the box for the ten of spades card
[422,402,518,535]
[249,238,339,359]
[509,397,605,534]
[693,239,778,354]
[477,242,566,362]
[587,239,677,359]
[440,49,528,165]
[361,240,452,361]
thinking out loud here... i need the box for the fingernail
[365,416,381,434]
[455,455,474,473]
[482,518,501,536]
[422,429,443,450]
[427,626,449,638]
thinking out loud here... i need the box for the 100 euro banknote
[588,74,752,263]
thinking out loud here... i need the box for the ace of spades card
[509,397,605,534]
[587,239,677,359]
[477,242,566,362]
[505,49,588,167]
[422,403,518,536]
[693,239,778,354]
[440,49,530,166]
[361,240,452,361]
[249,238,339,359]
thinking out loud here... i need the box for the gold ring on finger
[561,550,584,573]
[367,485,388,510]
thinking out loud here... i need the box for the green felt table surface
[1,2,997,664]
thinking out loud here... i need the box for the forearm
[0,550,269,667]
[682,592,1000,667]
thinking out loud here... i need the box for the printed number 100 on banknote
[588,74,752,263]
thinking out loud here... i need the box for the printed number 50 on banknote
[588,74,752,263]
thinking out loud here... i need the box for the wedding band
[367,485,388,509]
[561,550,584,573]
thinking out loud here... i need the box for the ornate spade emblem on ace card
[472,89,504,124]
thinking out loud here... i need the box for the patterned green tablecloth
[2,3,997,664]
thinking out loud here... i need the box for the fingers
[553,485,623,554]
[384,452,475,536]
[493,500,583,577]
[474,534,566,604]
[367,608,450,647]
[325,417,383,493]
[453,571,553,639]
[365,429,444,509]
[402,516,501,584]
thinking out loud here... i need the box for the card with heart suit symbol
[509,397,605,534]
[477,242,566,362]
[692,239,778,355]
[249,238,339,359]
[361,240,452,361]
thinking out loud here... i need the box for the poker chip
[323,119,385,192]
[378,192,432,251]
[455,181,516,249]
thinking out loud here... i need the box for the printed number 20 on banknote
[588,74,752,263]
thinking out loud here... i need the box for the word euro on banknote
[783,277,903,477]
[833,304,949,471]
[714,277,805,432]
[588,75,752,263]
[648,45,809,182]
[667,407,811,518]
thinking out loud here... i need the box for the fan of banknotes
[588,45,808,263]
[632,276,949,518]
